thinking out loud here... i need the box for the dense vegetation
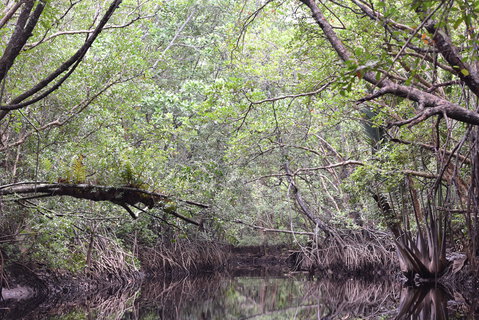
[1,0,478,281]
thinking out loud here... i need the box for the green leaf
[453,17,464,29]
[461,68,470,76]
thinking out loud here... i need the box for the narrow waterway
[1,273,475,319]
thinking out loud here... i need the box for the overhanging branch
[0,0,123,121]
[299,0,479,126]
[0,182,207,226]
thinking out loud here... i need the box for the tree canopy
[1,0,478,279]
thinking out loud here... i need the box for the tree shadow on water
[395,285,450,320]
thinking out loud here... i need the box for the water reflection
[396,285,447,320]
[1,275,475,319]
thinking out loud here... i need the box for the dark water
[1,275,476,319]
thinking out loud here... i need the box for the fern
[120,161,134,185]
[70,155,86,184]
[119,160,148,189]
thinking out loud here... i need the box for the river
[0,274,474,319]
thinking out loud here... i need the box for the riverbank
[1,244,478,319]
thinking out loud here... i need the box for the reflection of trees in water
[133,276,401,319]
[136,276,313,319]
[134,275,225,319]
[395,285,452,320]
[1,282,141,320]
[14,276,475,319]
[395,284,479,320]
[85,284,141,320]
[298,278,400,319]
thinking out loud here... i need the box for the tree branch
[299,0,479,126]
[0,1,23,29]
[0,74,131,151]
[294,160,364,174]
[0,0,123,121]
[284,161,330,234]
[0,0,44,83]
[423,20,479,97]
[391,138,471,165]
[24,14,155,50]
[0,182,207,226]
[250,80,333,105]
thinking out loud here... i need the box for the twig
[294,160,364,174]
[250,80,333,105]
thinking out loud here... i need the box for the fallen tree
[0,182,207,226]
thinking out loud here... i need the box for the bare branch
[24,15,155,50]
[0,1,23,29]
[388,50,454,73]
[150,7,198,70]
[387,106,444,127]
[294,160,364,174]
[402,170,437,179]
[250,80,333,105]
[427,80,461,93]
[351,0,416,34]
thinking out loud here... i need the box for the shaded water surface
[1,275,476,319]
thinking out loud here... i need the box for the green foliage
[1,0,478,276]
[27,216,86,272]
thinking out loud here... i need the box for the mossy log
[0,182,207,226]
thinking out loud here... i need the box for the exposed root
[139,237,229,275]
[290,228,397,275]
[86,235,140,284]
